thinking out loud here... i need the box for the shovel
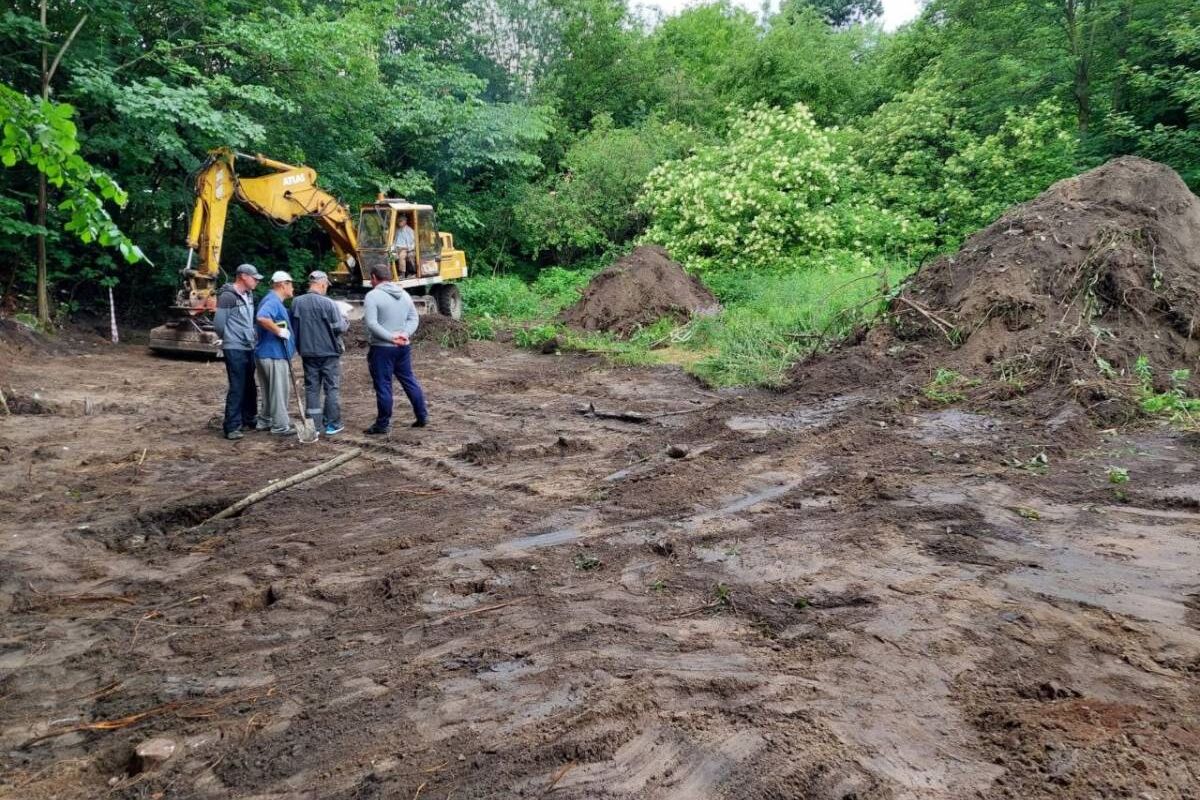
[288,359,320,443]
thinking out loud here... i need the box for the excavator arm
[151,148,362,354]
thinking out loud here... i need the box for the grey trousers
[301,356,341,428]
[255,357,292,432]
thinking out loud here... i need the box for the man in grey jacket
[290,270,349,436]
[363,264,427,434]
[212,263,263,440]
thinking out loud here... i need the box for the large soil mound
[561,245,719,336]
[798,157,1200,422]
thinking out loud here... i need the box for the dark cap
[236,264,264,280]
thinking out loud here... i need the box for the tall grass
[683,263,912,386]
[459,260,914,387]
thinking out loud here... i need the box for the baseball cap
[236,264,264,280]
[308,270,330,283]
[270,271,293,284]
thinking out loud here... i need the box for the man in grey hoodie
[212,263,263,440]
[363,264,427,434]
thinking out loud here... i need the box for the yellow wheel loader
[149,148,467,356]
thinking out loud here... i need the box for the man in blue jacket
[363,264,427,434]
[212,263,263,441]
[255,271,296,435]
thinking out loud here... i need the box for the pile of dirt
[346,313,470,350]
[0,317,68,358]
[561,245,719,336]
[413,314,469,348]
[800,157,1200,422]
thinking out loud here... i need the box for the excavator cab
[354,200,467,319]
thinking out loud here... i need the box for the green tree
[514,115,695,262]
[639,103,913,275]
[648,1,759,129]
[798,0,883,27]
[1099,9,1200,186]
[726,5,881,124]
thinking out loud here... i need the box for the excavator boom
[150,148,360,354]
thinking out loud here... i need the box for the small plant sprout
[573,553,601,571]
[1106,466,1129,485]
[923,368,979,405]
[1010,451,1049,475]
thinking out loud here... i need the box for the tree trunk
[1110,0,1133,115]
[36,0,48,328]
[1075,59,1091,134]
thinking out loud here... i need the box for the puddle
[725,394,865,434]
[1003,517,1200,635]
[683,469,822,532]
[443,511,597,561]
[903,409,1002,446]
[496,527,582,551]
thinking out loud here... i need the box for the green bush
[514,116,696,263]
[459,275,542,321]
[639,102,917,276]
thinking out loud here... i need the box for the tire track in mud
[5,342,1200,799]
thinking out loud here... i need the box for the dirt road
[1,330,1198,799]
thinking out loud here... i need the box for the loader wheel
[433,284,462,320]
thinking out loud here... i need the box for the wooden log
[196,448,362,527]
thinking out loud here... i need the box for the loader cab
[354,199,468,318]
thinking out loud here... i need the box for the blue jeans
[368,345,426,428]
[222,348,258,434]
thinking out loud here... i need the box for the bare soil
[2,319,1198,799]
[561,245,719,336]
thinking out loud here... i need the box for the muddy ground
[1,330,1198,799]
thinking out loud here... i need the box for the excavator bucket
[149,317,222,357]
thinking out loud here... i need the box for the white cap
[271,271,293,285]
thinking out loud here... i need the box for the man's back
[291,292,345,358]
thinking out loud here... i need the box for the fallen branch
[894,295,957,339]
[0,386,8,416]
[21,701,184,747]
[541,761,576,796]
[193,448,362,528]
[22,686,277,748]
[409,598,527,630]
[577,402,649,423]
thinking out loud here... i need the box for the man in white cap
[254,271,296,435]
[290,270,349,435]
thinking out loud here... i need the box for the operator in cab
[391,214,416,278]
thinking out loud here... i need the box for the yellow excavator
[149,147,467,355]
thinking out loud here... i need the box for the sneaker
[363,424,390,435]
[271,426,296,436]
[411,419,428,429]
[225,430,244,441]
[324,423,345,436]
